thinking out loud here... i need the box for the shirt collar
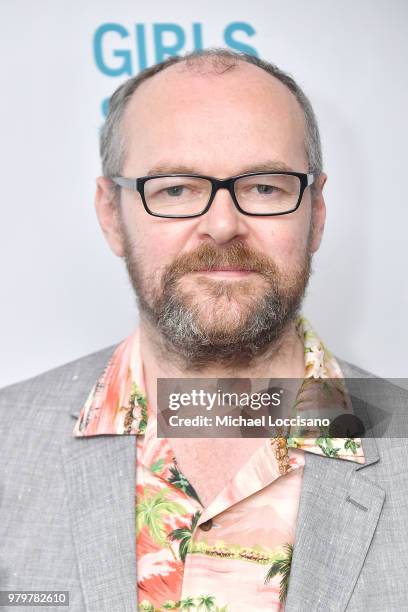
[73,327,147,436]
[72,316,365,464]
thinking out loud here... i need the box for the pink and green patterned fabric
[73,316,365,611]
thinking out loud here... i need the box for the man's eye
[165,185,185,197]
[254,184,277,194]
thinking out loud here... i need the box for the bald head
[100,49,322,185]
[121,58,308,182]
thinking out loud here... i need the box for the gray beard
[148,278,309,370]
[122,234,312,371]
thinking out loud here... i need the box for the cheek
[260,219,310,268]
[123,199,189,273]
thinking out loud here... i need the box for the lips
[195,267,253,272]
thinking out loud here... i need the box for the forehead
[121,59,308,173]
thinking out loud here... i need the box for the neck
[138,316,306,508]
[139,315,306,412]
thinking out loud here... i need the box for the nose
[195,185,248,245]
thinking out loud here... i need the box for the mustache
[163,241,281,284]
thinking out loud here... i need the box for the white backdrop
[1,0,407,387]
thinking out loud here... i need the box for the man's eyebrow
[145,160,296,177]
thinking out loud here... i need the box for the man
[1,49,407,611]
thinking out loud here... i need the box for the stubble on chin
[165,271,271,336]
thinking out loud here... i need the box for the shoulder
[336,355,407,400]
[0,343,119,427]
[336,355,408,442]
[335,355,378,379]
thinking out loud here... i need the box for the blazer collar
[285,412,384,610]
[62,431,137,612]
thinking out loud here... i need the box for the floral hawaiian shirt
[73,316,365,612]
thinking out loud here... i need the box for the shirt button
[199,518,213,531]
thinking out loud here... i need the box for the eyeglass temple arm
[111,177,138,190]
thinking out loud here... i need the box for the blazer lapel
[61,426,137,612]
[285,431,385,611]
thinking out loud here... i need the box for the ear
[94,177,125,257]
[309,173,327,253]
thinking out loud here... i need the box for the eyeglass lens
[143,174,302,216]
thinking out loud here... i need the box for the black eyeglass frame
[111,171,316,218]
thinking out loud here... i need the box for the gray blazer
[1,345,408,612]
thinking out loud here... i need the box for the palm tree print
[196,595,216,611]
[264,543,293,603]
[136,487,186,560]
[138,601,154,612]
[168,463,201,503]
[139,596,228,611]
[168,511,202,562]
[345,438,359,454]
[179,597,195,611]
[127,382,148,434]
[315,436,341,458]
[162,601,179,609]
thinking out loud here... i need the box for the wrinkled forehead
[121,59,308,172]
